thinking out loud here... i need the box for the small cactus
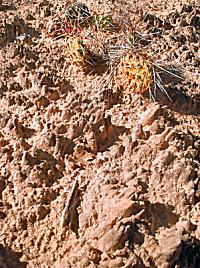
[65,2,91,28]
[66,36,91,66]
[116,52,153,95]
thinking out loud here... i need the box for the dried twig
[60,176,79,229]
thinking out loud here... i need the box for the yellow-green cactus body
[66,37,90,66]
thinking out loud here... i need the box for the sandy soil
[0,0,199,267]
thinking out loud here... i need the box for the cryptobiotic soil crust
[0,0,200,267]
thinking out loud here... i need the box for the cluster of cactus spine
[50,1,157,96]
[49,2,113,66]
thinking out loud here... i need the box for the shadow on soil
[0,244,27,267]
[175,238,200,268]
[145,201,179,233]
[0,3,17,11]
[152,88,200,115]
[83,59,109,76]
[97,124,129,153]
[0,17,40,50]
[144,66,200,115]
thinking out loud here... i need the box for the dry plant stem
[148,87,156,102]
[152,67,157,97]
[60,176,79,229]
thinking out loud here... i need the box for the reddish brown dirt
[0,0,199,267]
